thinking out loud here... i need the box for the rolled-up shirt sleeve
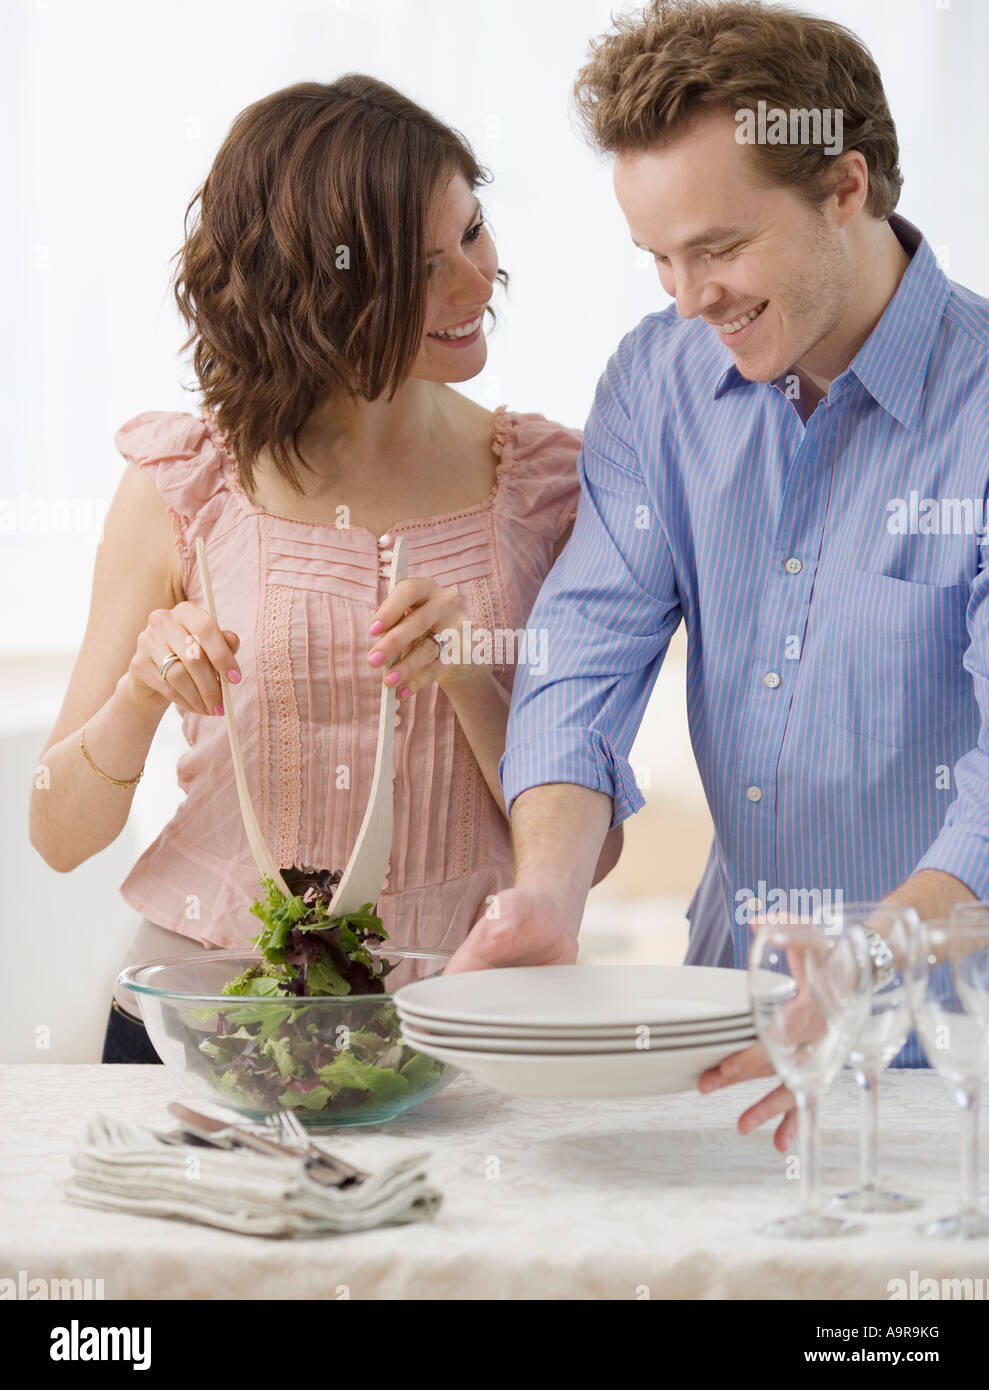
[913,560,989,899]
[498,335,682,830]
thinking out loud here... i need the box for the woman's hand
[121,601,242,718]
[367,573,474,700]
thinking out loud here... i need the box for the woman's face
[412,170,499,383]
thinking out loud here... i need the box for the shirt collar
[711,214,950,428]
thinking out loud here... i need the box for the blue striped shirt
[499,215,989,1066]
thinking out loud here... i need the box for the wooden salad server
[195,537,291,899]
[328,534,409,918]
[195,533,409,918]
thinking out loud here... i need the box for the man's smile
[708,299,769,337]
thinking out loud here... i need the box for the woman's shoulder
[490,403,582,540]
[114,407,213,464]
[113,407,233,517]
[491,402,582,466]
[443,388,582,466]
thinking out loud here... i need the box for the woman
[28,75,623,1063]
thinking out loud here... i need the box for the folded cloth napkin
[63,1115,442,1238]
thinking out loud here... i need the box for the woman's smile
[427,312,484,346]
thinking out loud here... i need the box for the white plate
[395,1007,753,1041]
[399,1018,757,1055]
[403,1034,752,1099]
[395,964,769,1030]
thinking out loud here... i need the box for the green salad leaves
[194,871,448,1117]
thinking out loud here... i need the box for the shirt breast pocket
[814,569,971,750]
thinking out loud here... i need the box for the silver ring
[159,652,181,681]
[429,631,451,655]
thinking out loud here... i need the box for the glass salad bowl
[119,946,458,1128]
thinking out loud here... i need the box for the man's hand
[698,1042,799,1151]
[443,887,579,975]
[698,929,835,1150]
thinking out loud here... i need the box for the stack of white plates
[394,965,760,1099]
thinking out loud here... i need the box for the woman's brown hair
[572,0,902,220]
[172,75,506,494]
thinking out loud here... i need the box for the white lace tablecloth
[2,1063,987,1299]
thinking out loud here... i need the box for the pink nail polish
[214,703,224,715]
[227,669,241,683]
[369,620,383,636]
[399,685,411,699]
[368,650,385,666]
[385,671,401,685]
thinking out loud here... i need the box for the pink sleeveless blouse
[113,403,582,952]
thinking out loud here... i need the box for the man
[444,0,989,1151]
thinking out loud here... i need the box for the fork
[266,1109,368,1188]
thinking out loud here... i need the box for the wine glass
[949,903,989,928]
[909,918,989,1239]
[748,919,873,1238]
[826,903,927,1214]
[949,902,989,1217]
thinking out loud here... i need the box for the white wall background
[4,0,987,653]
[3,0,987,1059]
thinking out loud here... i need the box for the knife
[166,1103,361,1187]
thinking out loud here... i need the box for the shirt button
[764,671,781,688]
[746,785,763,803]
[378,533,394,578]
[785,557,802,575]
[747,896,764,915]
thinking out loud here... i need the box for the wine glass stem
[797,1090,820,1219]
[857,1066,879,1193]
[957,1085,980,1225]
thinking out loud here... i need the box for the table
[2,1064,988,1299]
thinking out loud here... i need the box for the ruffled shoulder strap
[113,409,237,592]
[491,404,582,542]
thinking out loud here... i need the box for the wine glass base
[918,1212,989,1240]
[757,1212,864,1239]
[827,1188,922,1214]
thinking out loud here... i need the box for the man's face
[613,111,855,383]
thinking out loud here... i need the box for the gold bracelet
[78,726,144,787]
